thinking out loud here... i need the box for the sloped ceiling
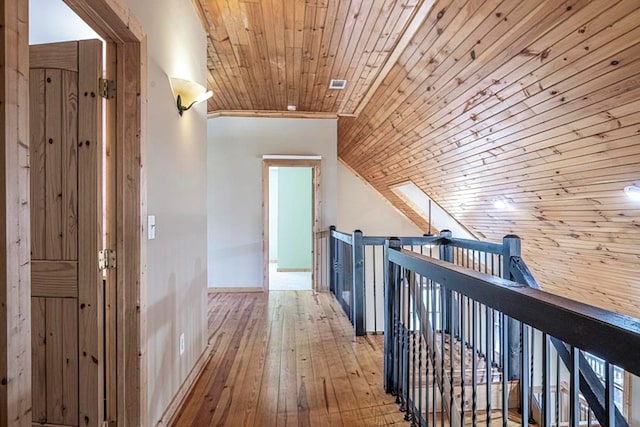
[196,0,640,318]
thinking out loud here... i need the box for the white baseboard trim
[208,286,264,293]
[155,343,214,426]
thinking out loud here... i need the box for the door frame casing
[1,0,147,425]
[62,1,148,424]
[0,1,32,424]
[262,158,321,292]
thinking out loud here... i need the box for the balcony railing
[327,227,640,426]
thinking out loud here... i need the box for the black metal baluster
[372,247,377,333]
[467,297,471,348]
[502,313,509,426]
[486,306,492,427]
[498,313,503,369]
[605,361,615,427]
[363,245,367,333]
[418,275,424,426]
[431,279,437,427]
[449,291,455,427]
[542,333,551,427]
[530,329,535,424]
[521,323,530,426]
[472,300,478,427]
[408,275,416,422]
[440,285,446,427]
[570,346,579,427]
[460,295,466,426]
[403,272,411,415]
[409,275,416,422]
[555,350,560,427]
[399,267,405,404]
[405,273,411,415]
[394,267,401,398]
[431,279,436,418]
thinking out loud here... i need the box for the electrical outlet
[179,333,185,356]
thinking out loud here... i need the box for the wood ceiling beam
[208,110,338,120]
[350,0,437,117]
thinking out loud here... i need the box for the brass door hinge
[98,249,116,271]
[99,78,116,99]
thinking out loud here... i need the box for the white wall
[29,0,102,44]
[337,162,422,236]
[336,162,423,332]
[208,117,337,288]
[119,0,208,424]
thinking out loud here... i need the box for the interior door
[29,39,104,427]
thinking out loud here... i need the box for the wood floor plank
[224,296,269,426]
[173,291,408,426]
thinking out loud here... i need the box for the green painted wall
[268,167,279,261]
[277,167,312,270]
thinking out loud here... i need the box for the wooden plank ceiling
[196,1,640,318]
[193,0,432,114]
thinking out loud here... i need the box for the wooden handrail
[388,247,640,378]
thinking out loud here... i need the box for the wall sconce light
[169,77,213,116]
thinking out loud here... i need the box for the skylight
[391,181,476,240]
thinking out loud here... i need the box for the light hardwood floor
[172,291,409,426]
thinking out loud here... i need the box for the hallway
[173,291,408,426]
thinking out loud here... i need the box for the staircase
[401,328,523,426]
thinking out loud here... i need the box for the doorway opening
[29,3,110,426]
[268,166,313,290]
[262,158,321,292]
[22,0,145,424]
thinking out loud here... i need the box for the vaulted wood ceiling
[193,0,434,114]
[195,0,640,318]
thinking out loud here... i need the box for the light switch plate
[148,215,156,240]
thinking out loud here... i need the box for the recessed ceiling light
[624,185,640,201]
[493,200,508,210]
[287,105,297,111]
[329,79,347,90]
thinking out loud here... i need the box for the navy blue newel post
[352,230,365,336]
[502,234,522,382]
[384,237,401,394]
[438,230,453,334]
[329,225,336,294]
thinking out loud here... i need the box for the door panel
[30,67,46,260]
[31,297,46,423]
[30,39,103,427]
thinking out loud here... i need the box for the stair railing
[329,227,504,337]
[383,238,640,427]
[329,226,439,335]
[329,226,635,425]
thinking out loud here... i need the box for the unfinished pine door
[30,40,104,427]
